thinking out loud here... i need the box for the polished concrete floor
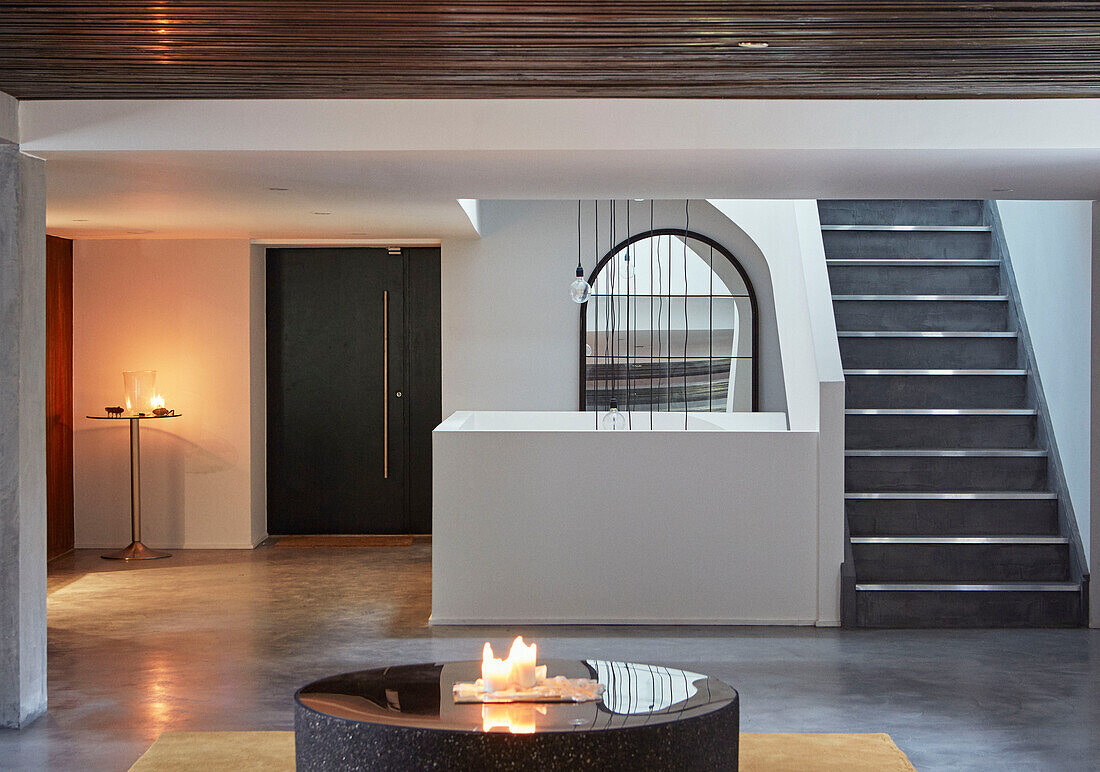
[0,544,1097,771]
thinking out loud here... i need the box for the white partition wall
[432,411,817,625]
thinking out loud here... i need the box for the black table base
[294,660,739,771]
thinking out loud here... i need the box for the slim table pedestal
[86,414,179,560]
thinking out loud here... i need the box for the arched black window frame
[579,228,760,412]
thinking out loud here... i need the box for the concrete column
[0,143,48,728]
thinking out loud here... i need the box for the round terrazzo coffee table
[294,659,739,771]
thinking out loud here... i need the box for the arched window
[580,229,758,412]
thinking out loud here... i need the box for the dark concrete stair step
[845,449,1048,492]
[846,492,1059,536]
[851,537,1071,582]
[853,583,1083,628]
[817,200,983,226]
[822,227,992,260]
[844,369,1028,409]
[827,261,1000,295]
[833,295,1009,331]
[845,409,1036,449]
[839,332,1018,369]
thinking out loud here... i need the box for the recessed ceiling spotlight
[313,211,332,215]
[633,198,645,202]
[738,41,769,48]
[268,186,289,191]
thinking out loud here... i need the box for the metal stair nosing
[828,207,1083,626]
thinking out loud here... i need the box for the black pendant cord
[684,199,690,430]
[576,199,583,276]
[629,200,638,433]
[613,200,619,413]
[654,221,663,416]
[594,199,600,425]
[594,200,600,427]
[609,199,616,412]
[709,243,714,413]
[649,199,655,430]
[607,200,616,417]
[667,231,672,412]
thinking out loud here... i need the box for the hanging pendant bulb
[602,398,627,430]
[570,265,591,304]
[570,200,591,304]
[623,250,636,280]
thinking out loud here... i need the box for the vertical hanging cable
[629,200,638,428]
[683,200,689,429]
[594,200,600,426]
[649,200,655,429]
[609,199,616,412]
[667,232,672,412]
[709,243,714,413]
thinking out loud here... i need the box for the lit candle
[481,642,511,693]
[508,636,537,689]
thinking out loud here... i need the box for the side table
[85,413,183,560]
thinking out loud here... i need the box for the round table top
[296,659,737,734]
[86,412,183,420]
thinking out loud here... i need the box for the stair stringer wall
[985,201,1091,625]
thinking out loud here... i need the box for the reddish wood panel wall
[46,235,74,560]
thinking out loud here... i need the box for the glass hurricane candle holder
[123,370,157,415]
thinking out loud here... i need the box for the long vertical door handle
[383,290,389,479]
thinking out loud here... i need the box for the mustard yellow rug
[130,730,916,771]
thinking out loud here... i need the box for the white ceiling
[23,99,1100,240]
[42,151,479,239]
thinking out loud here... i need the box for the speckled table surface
[294,659,739,770]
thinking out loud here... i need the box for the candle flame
[508,635,536,663]
[150,394,165,409]
[480,636,539,693]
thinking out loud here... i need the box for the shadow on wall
[74,422,237,548]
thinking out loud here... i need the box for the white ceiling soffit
[22,99,1100,239]
[21,99,1100,153]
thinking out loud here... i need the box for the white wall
[709,200,845,624]
[997,201,1093,563]
[1093,201,1100,627]
[73,239,262,549]
[433,413,819,624]
[440,200,786,417]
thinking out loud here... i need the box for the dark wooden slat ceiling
[2,2,1100,99]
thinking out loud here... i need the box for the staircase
[820,199,1087,627]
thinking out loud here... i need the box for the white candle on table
[481,642,511,693]
[508,636,537,689]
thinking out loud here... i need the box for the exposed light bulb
[622,251,636,279]
[601,398,627,430]
[569,265,591,304]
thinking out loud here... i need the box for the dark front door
[266,247,440,534]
